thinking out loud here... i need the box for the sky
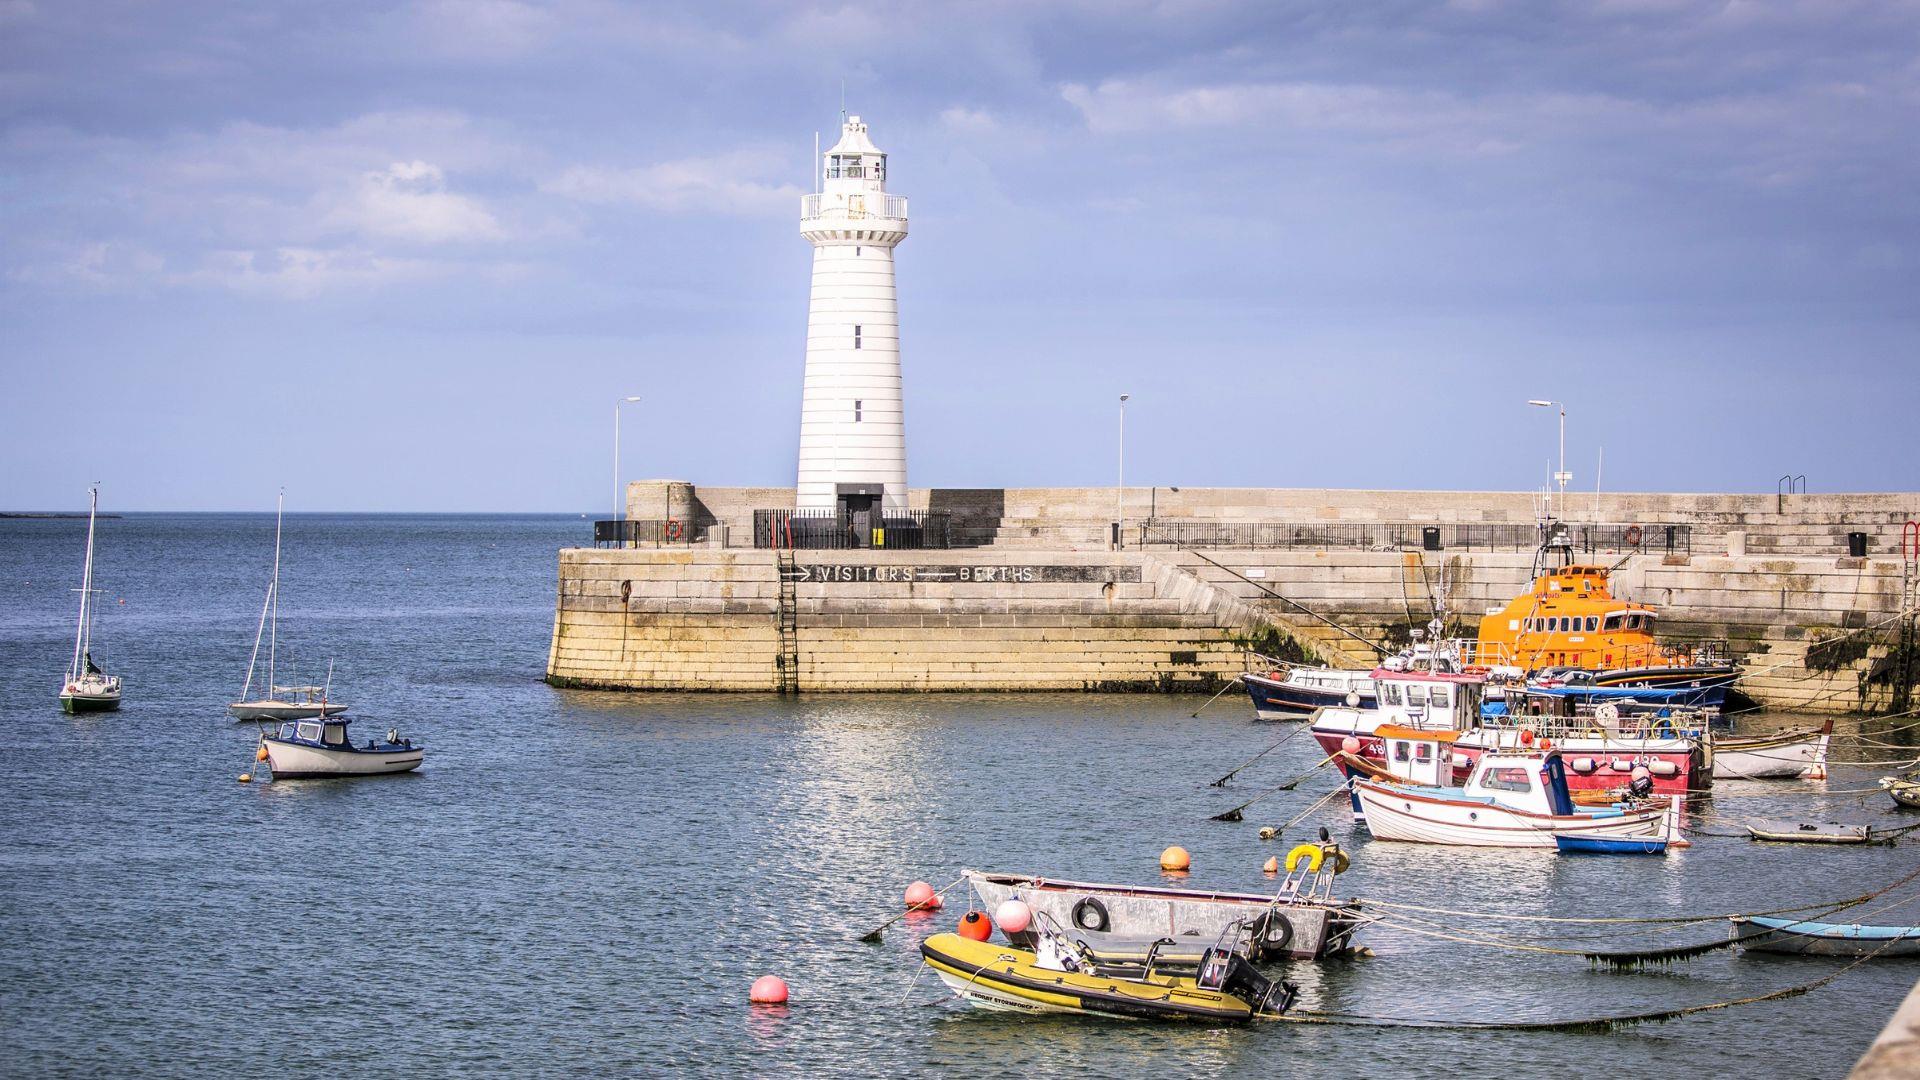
[2,0,1916,511]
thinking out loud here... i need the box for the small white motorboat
[59,486,121,714]
[261,717,424,779]
[1345,728,1683,850]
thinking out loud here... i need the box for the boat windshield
[296,722,321,741]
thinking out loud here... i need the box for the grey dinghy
[964,865,1363,963]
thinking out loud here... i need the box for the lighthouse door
[835,483,885,548]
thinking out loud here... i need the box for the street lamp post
[614,395,643,541]
[1528,399,1569,519]
[1117,394,1131,549]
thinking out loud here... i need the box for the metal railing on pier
[1134,520,1691,555]
[593,519,697,548]
[754,509,952,550]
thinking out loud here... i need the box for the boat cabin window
[1405,685,1427,706]
[1429,685,1451,708]
[1626,614,1644,630]
[1382,683,1403,706]
[322,723,345,746]
[1604,613,1624,631]
[1481,767,1533,793]
[1585,617,1598,632]
[1392,740,1410,763]
[1413,741,1433,763]
[296,722,321,741]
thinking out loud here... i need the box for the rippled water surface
[2,513,1917,1078]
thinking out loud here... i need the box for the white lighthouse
[796,115,909,523]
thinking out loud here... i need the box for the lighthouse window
[854,325,862,349]
[854,400,862,422]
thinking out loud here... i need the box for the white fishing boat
[229,494,346,721]
[1712,722,1832,780]
[59,486,121,714]
[1345,729,1683,850]
[260,717,423,779]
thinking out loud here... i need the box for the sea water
[1,514,1914,1077]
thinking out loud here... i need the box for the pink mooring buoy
[994,898,1032,935]
[903,880,942,911]
[749,975,789,1004]
[1341,736,1361,755]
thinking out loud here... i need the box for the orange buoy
[1159,845,1191,871]
[903,881,942,912]
[749,975,789,1004]
[994,899,1032,935]
[256,745,270,762]
[1539,737,1554,751]
[1519,729,1535,746]
[1263,855,1278,874]
[237,773,252,783]
[958,910,992,942]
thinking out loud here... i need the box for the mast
[268,493,282,696]
[69,486,98,682]
[240,492,282,702]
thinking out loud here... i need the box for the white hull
[1712,734,1830,780]
[1353,781,1673,848]
[265,739,423,779]
[229,701,348,722]
[931,969,1066,1015]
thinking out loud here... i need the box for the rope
[1363,862,1920,926]
[1210,722,1313,787]
[1274,933,1900,1030]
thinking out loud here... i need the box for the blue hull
[1244,675,1375,720]
[1555,835,1669,855]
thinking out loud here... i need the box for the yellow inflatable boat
[919,932,1296,1022]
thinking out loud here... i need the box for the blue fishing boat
[1731,917,1920,958]
[1242,665,1375,720]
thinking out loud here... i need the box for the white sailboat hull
[229,701,348,722]
[59,678,121,713]
[264,739,423,779]
[1353,780,1673,848]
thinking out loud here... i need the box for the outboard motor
[1629,767,1655,799]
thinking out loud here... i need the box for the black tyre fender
[1261,912,1295,951]
[1071,896,1111,932]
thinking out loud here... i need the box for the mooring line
[1275,934,1894,1031]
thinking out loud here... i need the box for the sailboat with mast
[228,494,346,722]
[60,486,122,714]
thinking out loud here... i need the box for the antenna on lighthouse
[813,130,820,193]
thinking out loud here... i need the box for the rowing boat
[1745,819,1871,844]
[1881,775,1920,810]
[1731,917,1920,958]
[1713,723,1832,780]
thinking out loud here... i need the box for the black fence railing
[754,509,953,550]
[593,519,697,547]
[1136,520,1692,555]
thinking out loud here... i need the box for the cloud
[542,149,802,214]
[939,106,998,133]
[325,160,507,243]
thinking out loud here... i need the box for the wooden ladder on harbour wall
[776,549,800,694]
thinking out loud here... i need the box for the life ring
[1261,912,1295,951]
[1624,525,1643,546]
[665,519,684,541]
[1284,844,1324,873]
[1071,896,1111,932]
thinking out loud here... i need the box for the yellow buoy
[1159,845,1191,871]
[238,773,253,783]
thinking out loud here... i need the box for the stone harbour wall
[548,543,1917,711]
